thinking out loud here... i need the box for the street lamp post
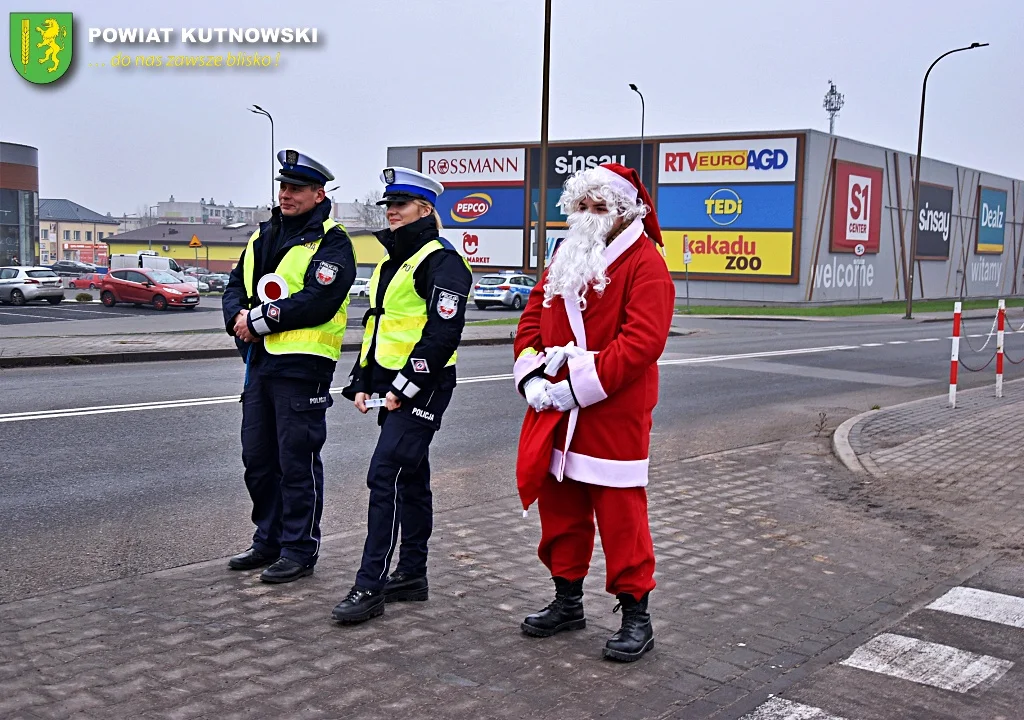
[904,42,988,319]
[536,0,552,278]
[249,105,275,209]
[147,204,157,251]
[629,83,645,184]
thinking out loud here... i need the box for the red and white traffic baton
[996,299,1005,398]
[949,301,961,408]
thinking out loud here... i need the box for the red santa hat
[589,162,663,246]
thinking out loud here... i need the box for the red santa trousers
[536,474,655,600]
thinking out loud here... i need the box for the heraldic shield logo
[9,12,73,84]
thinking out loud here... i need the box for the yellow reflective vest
[243,219,349,361]
[360,239,470,370]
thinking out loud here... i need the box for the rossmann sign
[420,148,525,186]
[659,137,798,184]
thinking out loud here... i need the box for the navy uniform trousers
[355,391,451,591]
[241,372,332,566]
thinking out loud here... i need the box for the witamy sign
[915,183,954,259]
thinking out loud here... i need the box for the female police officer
[332,168,472,625]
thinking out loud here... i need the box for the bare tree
[355,191,387,230]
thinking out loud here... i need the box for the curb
[0,335,517,369]
[831,409,876,474]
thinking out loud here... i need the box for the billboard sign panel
[914,183,954,259]
[448,228,523,267]
[433,187,525,228]
[661,230,794,277]
[830,161,883,253]
[659,137,798,184]
[975,186,1007,254]
[656,184,796,230]
[420,148,525,186]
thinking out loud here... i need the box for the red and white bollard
[996,299,1005,398]
[949,301,961,408]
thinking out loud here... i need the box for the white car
[349,277,370,297]
[183,276,210,292]
[0,266,65,305]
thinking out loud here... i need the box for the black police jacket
[342,216,472,404]
[222,198,356,384]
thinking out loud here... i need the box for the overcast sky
[3,0,1021,217]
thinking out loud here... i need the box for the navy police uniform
[333,168,472,623]
[222,150,356,582]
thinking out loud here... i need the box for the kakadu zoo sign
[9,12,73,83]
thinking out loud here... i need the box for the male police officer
[223,149,356,583]
[332,168,472,624]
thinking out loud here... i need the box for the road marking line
[0,311,58,320]
[840,633,1013,693]
[740,697,849,720]
[926,587,1024,629]
[916,338,941,342]
[861,342,884,347]
[887,340,908,345]
[0,343,883,424]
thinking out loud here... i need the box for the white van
[109,252,185,277]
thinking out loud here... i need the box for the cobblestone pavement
[0,439,991,720]
[844,379,1024,551]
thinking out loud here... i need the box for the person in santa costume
[513,163,675,662]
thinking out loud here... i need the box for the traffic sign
[684,251,693,265]
[189,235,202,248]
[853,243,865,257]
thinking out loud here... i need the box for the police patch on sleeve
[437,290,459,320]
[411,358,430,373]
[266,303,281,321]
[315,262,339,285]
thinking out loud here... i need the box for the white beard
[543,211,616,309]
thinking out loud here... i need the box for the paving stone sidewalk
[844,378,1024,550]
[0,440,989,720]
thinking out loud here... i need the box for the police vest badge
[437,290,459,319]
[315,262,338,285]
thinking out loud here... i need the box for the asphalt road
[3,316,1022,605]
[0,293,518,327]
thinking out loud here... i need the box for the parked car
[68,273,105,289]
[49,260,96,276]
[100,268,200,311]
[199,274,227,292]
[0,266,65,305]
[349,277,370,297]
[472,271,536,310]
[182,276,210,292]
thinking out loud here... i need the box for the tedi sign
[914,183,954,259]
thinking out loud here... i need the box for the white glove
[547,379,578,412]
[523,377,553,412]
[544,341,587,376]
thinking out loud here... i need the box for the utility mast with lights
[823,80,845,134]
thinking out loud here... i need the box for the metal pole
[905,43,988,319]
[536,0,552,277]
[250,105,275,209]
[629,84,645,184]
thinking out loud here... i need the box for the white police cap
[275,149,334,187]
[377,167,444,206]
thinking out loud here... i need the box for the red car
[100,268,200,311]
[68,273,104,289]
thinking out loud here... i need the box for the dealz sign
[831,161,883,253]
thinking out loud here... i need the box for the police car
[472,270,536,311]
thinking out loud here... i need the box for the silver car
[0,266,65,305]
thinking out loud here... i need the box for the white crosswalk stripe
[840,632,1014,693]
[740,697,849,719]
[926,587,1024,629]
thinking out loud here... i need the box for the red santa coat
[514,218,676,510]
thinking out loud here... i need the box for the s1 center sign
[656,135,801,282]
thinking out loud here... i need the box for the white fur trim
[514,352,547,390]
[549,450,649,487]
[590,166,639,202]
[567,353,607,408]
[604,217,644,267]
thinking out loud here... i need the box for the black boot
[384,572,428,603]
[521,577,586,637]
[603,592,654,662]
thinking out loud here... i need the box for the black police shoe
[332,585,385,624]
[521,576,586,637]
[227,548,278,571]
[603,592,654,662]
[384,572,428,603]
[259,557,314,584]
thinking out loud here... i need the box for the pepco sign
[450,193,492,223]
[659,137,798,184]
